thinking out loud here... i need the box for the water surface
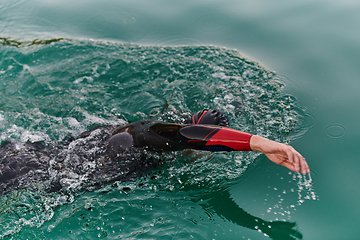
[1,0,360,239]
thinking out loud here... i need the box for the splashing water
[0,38,315,238]
[294,172,318,204]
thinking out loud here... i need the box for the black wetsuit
[0,112,303,239]
[108,120,252,153]
[0,110,252,193]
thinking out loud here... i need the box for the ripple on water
[123,16,136,25]
[325,124,347,138]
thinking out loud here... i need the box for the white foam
[73,76,93,84]
[20,130,48,143]
[23,64,31,71]
[82,111,126,126]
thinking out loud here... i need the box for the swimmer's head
[185,109,229,126]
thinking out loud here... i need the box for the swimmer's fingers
[262,151,298,173]
[284,146,309,174]
[300,156,310,174]
[279,158,298,173]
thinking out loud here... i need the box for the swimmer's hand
[250,135,310,174]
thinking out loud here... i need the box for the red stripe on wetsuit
[205,127,253,151]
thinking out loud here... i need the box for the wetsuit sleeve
[144,123,253,152]
[179,125,253,152]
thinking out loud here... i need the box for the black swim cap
[184,109,229,126]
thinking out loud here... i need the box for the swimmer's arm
[249,135,310,175]
[195,126,310,174]
[137,122,310,174]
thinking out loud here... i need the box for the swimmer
[107,109,310,175]
[0,109,307,239]
[0,109,309,193]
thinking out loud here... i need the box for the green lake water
[1,0,359,239]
